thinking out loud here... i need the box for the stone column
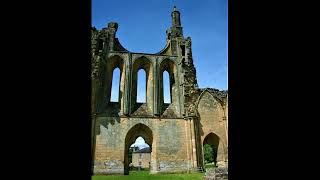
[153,60,159,116]
[184,117,191,172]
[221,102,228,168]
[223,116,228,145]
[150,120,159,174]
[176,63,183,117]
[192,117,203,169]
[118,61,126,116]
[150,143,158,173]
[216,142,226,167]
[91,113,97,174]
[189,117,197,169]
[123,54,131,115]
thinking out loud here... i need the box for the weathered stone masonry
[91,6,228,175]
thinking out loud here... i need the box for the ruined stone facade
[91,7,228,175]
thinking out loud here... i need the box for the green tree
[203,144,214,164]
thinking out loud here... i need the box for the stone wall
[196,89,228,166]
[93,117,196,174]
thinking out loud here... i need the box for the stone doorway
[203,133,220,166]
[124,123,153,175]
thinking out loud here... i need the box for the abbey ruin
[91,7,228,175]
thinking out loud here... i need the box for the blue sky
[93,0,228,103]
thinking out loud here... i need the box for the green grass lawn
[92,170,205,180]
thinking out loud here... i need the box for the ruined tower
[91,6,228,175]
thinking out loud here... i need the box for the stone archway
[202,133,225,167]
[131,56,153,114]
[124,123,153,175]
[159,58,179,114]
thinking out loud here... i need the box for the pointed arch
[195,89,224,112]
[202,132,227,166]
[131,56,153,114]
[124,123,153,175]
[105,55,125,107]
[125,123,153,147]
[202,132,227,150]
[159,58,178,107]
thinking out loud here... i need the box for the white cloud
[130,136,150,149]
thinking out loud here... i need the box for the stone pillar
[223,116,228,145]
[123,54,131,116]
[221,100,228,168]
[176,64,183,117]
[189,117,197,169]
[153,60,159,116]
[91,113,97,174]
[150,143,158,174]
[216,142,226,167]
[118,62,125,116]
[193,117,204,169]
[184,118,191,172]
[150,120,158,174]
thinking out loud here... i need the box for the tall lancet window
[110,68,120,102]
[163,71,171,103]
[137,69,147,103]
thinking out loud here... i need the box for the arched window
[137,69,146,103]
[163,71,171,103]
[110,68,120,102]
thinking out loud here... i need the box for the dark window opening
[98,39,103,51]
[180,45,185,56]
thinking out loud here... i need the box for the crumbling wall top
[197,88,228,105]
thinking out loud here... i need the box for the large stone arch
[124,123,153,175]
[131,56,153,114]
[196,90,225,135]
[196,90,228,167]
[159,58,179,114]
[104,55,126,115]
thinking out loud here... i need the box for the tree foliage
[203,144,214,163]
